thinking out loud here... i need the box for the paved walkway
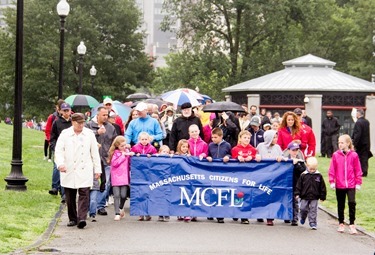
[12,203,375,255]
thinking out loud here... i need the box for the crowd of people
[43,98,364,234]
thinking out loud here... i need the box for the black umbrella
[144,98,166,108]
[126,93,151,100]
[202,101,245,113]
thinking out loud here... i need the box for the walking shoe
[310,224,317,230]
[120,209,125,218]
[300,218,305,225]
[177,216,184,221]
[67,221,77,227]
[114,214,121,221]
[217,219,225,224]
[108,195,114,205]
[48,188,58,195]
[233,218,239,221]
[241,219,249,224]
[184,216,191,222]
[158,216,164,221]
[77,220,86,229]
[291,221,298,226]
[256,219,264,223]
[191,217,197,222]
[349,225,357,234]
[43,156,47,160]
[48,159,52,163]
[138,216,145,221]
[337,223,345,233]
[207,217,214,220]
[97,208,108,215]
[164,216,170,222]
[145,216,152,221]
[284,220,291,223]
[89,215,96,222]
[266,220,274,226]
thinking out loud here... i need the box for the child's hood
[263,130,277,147]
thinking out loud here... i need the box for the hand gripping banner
[130,155,294,220]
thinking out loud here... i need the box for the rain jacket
[328,149,362,189]
[295,170,327,201]
[208,140,232,159]
[131,143,157,155]
[125,115,164,145]
[277,126,302,151]
[299,123,316,158]
[188,137,208,157]
[110,149,130,186]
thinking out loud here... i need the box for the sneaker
[43,156,47,160]
[191,217,197,222]
[217,219,225,224]
[48,188,58,196]
[114,214,121,221]
[97,208,108,216]
[120,209,125,218]
[164,216,170,222]
[291,221,298,226]
[145,216,152,221]
[266,219,274,226]
[310,224,317,230]
[241,219,249,224]
[138,216,145,221]
[207,217,214,220]
[184,216,191,222]
[48,159,52,163]
[284,220,291,223]
[177,216,184,221]
[233,218,239,221]
[300,218,305,225]
[158,216,164,222]
[77,220,86,229]
[257,219,264,223]
[349,225,357,234]
[90,215,96,222]
[337,223,345,233]
[108,195,114,205]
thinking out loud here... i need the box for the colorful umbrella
[161,88,203,108]
[65,94,100,108]
[91,100,131,121]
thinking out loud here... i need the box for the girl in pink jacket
[328,134,362,234]
[187,124,208,160]
[108,136,134,221]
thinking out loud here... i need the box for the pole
[78,55,83,94]
[4,0,28,191]
[58,16,66,99]
[91,76,94,96]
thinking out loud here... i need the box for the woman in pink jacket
[328,134,362,234]
[108,136,133,221]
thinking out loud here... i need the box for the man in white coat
[55,113,101,229]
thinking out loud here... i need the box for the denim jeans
[52,161,65,197]
[89,190,99,217]
[97,165,111,210]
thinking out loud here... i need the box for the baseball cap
[103,97,113,105]
[60,103,71,110]
[287,142,300,150]
[293,108,302,115]
[135,102,148,111]
[250,116,261,126]
[181,102,192,110]
[71,113,85,123]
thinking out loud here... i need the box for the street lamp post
[77,41,87,94]
[90,65,97,96]
[57,0,70,99]
[372,35,375,83]
[4,0,28,190]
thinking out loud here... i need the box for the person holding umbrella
[103,98,124,135]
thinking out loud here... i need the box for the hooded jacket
[110,149,130,186]
[188,137,208,157]
[328,149,362,189]
[131,143,157,155]
[256,130,282,159]
[295,170,327,201]
[231,144,257,160]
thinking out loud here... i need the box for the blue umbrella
[91,100,131,121]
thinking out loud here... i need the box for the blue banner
[130,156,294,220]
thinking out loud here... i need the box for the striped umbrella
[161,88,203,108]
[64,94,100,108]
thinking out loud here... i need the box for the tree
[0,0,154,119]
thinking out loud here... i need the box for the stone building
[222,54,375,152]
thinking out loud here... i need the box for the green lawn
[0,123,60,254]
[0,123,374,253]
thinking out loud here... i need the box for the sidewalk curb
[13,203,65,254]
[319,205,375,239]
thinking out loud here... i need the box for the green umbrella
[65,94,100,108]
